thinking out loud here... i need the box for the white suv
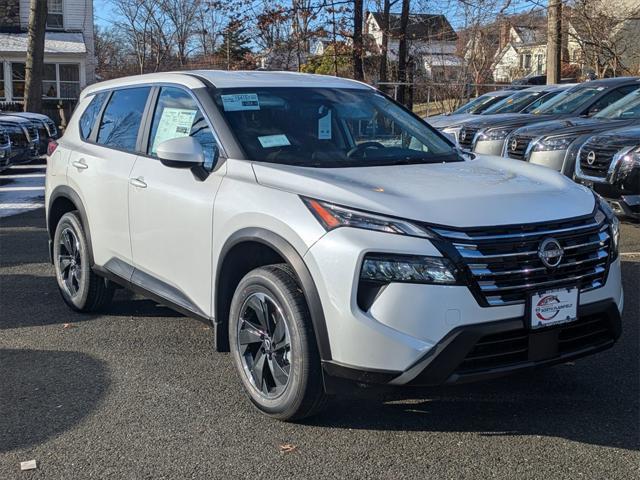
[45,71,624,420]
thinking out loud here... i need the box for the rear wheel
[53,211,114,312]
[229,264,327,421]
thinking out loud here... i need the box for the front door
[128,86,226,317]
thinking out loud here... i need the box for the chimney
[499,19,510,51]
[0,0,21,32]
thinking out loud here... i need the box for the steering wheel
[347,141,385,158]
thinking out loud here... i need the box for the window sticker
[318,109,332,140]
[221,93,260,112]
[258,134,291,148]
[152,107,197,153]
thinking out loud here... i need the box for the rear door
[128,85,226,316]
[66,86,152,270]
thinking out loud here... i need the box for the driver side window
[147,87,219,170]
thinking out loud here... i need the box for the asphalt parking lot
[1,164,639,479]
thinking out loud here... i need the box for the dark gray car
[460,77,640,154]
[2,111,58,155]
[0,115,39,164]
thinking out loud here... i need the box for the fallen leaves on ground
[279,443,297,454]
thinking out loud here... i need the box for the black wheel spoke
[237,291,292,399]
[59,255,73,272]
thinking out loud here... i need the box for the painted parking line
[0,186,45,192]
[0,202,44,209]
[7,164,47,170]
[0,173,46,179]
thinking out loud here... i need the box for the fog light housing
[361,253,458,285]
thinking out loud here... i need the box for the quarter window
[97,87,150,151]
[147,87,219,169]
[79,92,108,140]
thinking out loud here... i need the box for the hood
[252,156,595,228]
[596,125,640,143]
[426,114,478,129]
[0,115,34,126]
[3,112,50,122]
[513,117,633,137]
[459,113,543,130]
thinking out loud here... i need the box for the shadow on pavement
[0,348,108,453]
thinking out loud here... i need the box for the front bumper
[577,167,640,220]
[305,227,623,388]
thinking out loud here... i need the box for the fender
[216,227,332,362]
[48,185,95,266]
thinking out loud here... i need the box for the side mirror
[156,136,205,168]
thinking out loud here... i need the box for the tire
[53,211,114,312]
[229,264,327,421]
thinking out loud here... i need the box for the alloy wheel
[237,292,292,398]
[57,227,82,298]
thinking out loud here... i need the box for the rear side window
[147,86,219,169]
[97,87,150,151]
[79,92,108,140]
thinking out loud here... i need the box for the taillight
[47,139,58,156]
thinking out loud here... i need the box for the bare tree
[24,0,47,112]
[396,0,410,105]
[546,0,561,83]
[160,0,201,66]
[352,0,364,80]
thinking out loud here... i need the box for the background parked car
[2,111,58,156]
[0,115,39,164]
[439,84,572,143]
[426,89,518,130]
[458,77,640,155]
[503,87,640,175]
[0,126,11,172]
[574,125,640,221]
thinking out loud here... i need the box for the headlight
[533,136,575,152]
[303,198,436,238]
[441,126,461,142]
[595,193,620,258]
[476,128,512,142]
[618,146,640,174]
[361,253,458,284]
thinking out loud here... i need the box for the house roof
[0,32,86,54]
[369,12,457,41]
[513,25,546,45]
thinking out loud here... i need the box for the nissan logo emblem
[538,238,564,268]
[587,150,597,165]
[460,130,467,141]
[510,138,518,152]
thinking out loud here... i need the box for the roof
[0,32,86,54]
[422,54,464,67]
[82,71,372,98]
[369,12,457,41]
[513,25,546,45]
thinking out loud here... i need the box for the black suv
[0,115,39,164]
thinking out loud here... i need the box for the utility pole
[24,0,47,113]
[352,0,364,81]
[546,0,562,84]
[396,0,410,106]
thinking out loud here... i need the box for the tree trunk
[352,0,364,81]
[24,0,47,113]
[378,0,391,89]
[546,0,562,84]
[396,0,410,106]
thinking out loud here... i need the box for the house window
[0,67,5,100]
[11,63,25,99]
[10,62,80,100]
[47,0,64,29]
[521,54,532,69]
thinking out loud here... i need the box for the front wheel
[53,211,114,312]
[229,264,327,421]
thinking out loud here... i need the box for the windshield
[212,87,459,167]
[531,86,602,115]
[594,88,640,119]
[521,90,561,113]
[451,93,508,114]
[482,90,545,114]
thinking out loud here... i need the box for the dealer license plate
[530,287,579,329]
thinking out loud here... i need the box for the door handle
[72,160,88,170]
[130,177,147,188]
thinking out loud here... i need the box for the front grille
[37,124,48,139]
[26,124,39,142]
[0,131,9,146]
[578,138,629,178]
[456,313,615,374]
[433,213,611,306]
[46,120,57,137]
[458,126,479,150]
[7,130,29,148]
[505,134,534,160]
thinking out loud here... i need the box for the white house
[0,0,95,104]
[364,11,461,81]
